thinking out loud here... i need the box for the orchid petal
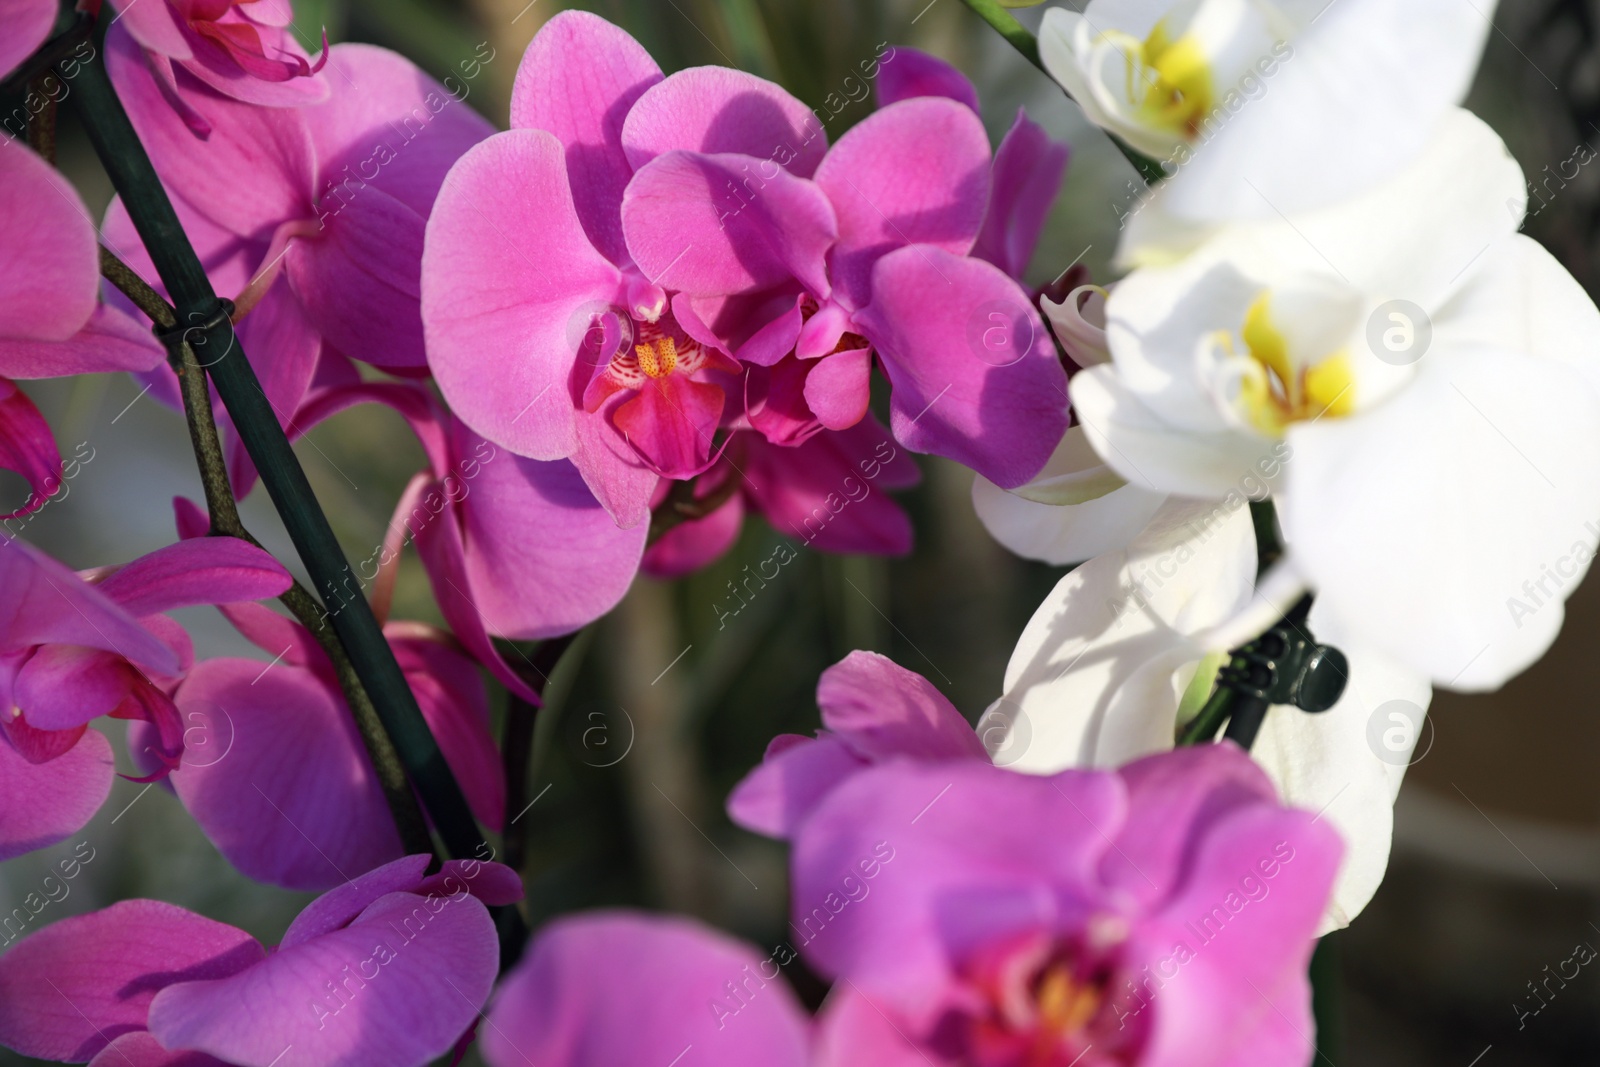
[509,10,662,266]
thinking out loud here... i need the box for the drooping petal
[0,726,113,861]
[622,65,829,177]
[972,109,1069,282]
[509,10,662,266]
[446,421,646,639]
[483,912,812,1067]
[569,398,662,528]
[874,47,979,112]
[0,538,177,674]
[0,304,167,379]
[813,97,991,310]
[166,658,405,890]
[0,900,263,1063]
[148,891,499,1067]
[95,536,291,617]
[422,128,620,460]
[622,150,837,298]
[0,143,96,342]
[0,379,63,520]
[858,246,1067,489]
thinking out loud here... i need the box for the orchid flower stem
[27,75,57,164]
[63,30,486,863]
[955,0,1168,184]
[648,471,743,545]
[98,247,434,858]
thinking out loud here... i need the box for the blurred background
[4,0,1600,1063]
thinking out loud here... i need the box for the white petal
[1071,365,1284,496]
[992,498,1255,772]
[1282,345,1600,689]
[1434,233,1600,397]
[1252,617,1432,933]
[1159,0,1497,222]
[1125,109,1525,312]
[974,476,1167,566]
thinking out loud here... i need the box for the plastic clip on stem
[57,13,488,863]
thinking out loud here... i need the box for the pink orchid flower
[280,381,647,700]
[0,854,522,1067]
[794,745,1341,1067]
[423,10,836,527]
[483,911,811,1067]
[106,32,492,384]
[125,498,507,891]
[643,420,920,579]
[618,53,1071,490]
[0,534,291,861]
[108,0,329,137]
[0,144,165,380]
[727,650,989,838]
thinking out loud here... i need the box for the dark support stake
[58,27,486,862]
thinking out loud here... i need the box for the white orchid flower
[983,498,1432,932]
[1069,108,1600,691]
[1039,0,1496,219]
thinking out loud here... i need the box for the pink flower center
[939,933,1138,1067]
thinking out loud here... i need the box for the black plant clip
[1181,594,1349,750]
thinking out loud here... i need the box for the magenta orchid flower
[0,534,291,861]
[423,10,834,527]
[0,854,522,1067]
[484,911,811,1067]
[130,497,507,890]
[0,144,164,381]
[794,745,1341,1067]
[108,0,328,137]
[727,650,988,838]
[643,418,920,578]
[106,32,492,382]
[618,54,1071,490]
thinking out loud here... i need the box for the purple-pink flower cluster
[0,5,1346,1067]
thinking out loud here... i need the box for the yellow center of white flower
[1220,291,1356,435]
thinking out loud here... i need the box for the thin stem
[1177,686,1234,747]
[648,472,741,545]
[956,0,1168,184]
[63,31,486,861]
[99,248,433,856]
[27,75,57,164]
